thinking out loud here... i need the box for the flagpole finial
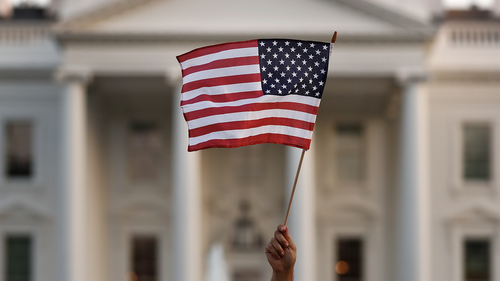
[331,31,337,44]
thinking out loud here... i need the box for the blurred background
[0,0,500,281]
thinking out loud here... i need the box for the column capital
[396,68,428,86]
[56,66,93,84]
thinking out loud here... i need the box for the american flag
[177,38,331,152]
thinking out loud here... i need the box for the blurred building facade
[1,0,500,281]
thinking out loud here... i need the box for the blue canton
[258,39,330,99]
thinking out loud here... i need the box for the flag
[177,38,331,152]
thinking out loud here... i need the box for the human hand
[265,225,296,281]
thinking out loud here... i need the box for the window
[335,124,365,181]
[464,239,490,281]
[336,238,362,281]
[233,269,261,281]
[132,236,157,281]
[4,121,33,179]
[127,122,162,181]
[463,124,490,181]
[5,235,32,281]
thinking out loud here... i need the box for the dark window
[5,235,32,281]
[5,121,33,178]
[132,236,157,281]
[465,239,490,281]
[335,124,365,181]
[128,122,162,181]
[463,124,490,181]
[336,238,362,281]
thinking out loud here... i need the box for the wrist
[271,269,294,281]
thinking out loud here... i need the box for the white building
[0,0,500,281]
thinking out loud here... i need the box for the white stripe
[182,64,260,84]
[181,82,262,101]
[186,109,317,129]
[182,94,321,113]
[181,47,259,69]
[189,125,313,146]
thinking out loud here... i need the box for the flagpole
[283,149,306,226]
[331,31,337,43]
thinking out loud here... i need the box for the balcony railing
[448,24,500,47]
[0,23,52,45]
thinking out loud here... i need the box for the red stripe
[184,102,319,121]
[182,56,259,76]
[189,117,314,138]
[182,73,261,93]
[187,134,311,152]
[177,40,258,64]
[181,91,263,106]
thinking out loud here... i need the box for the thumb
[278,225,296,250]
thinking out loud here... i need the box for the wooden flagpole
[282,31,337,226]
[283,149,306,226]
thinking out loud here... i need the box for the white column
[285,145,317,281]
[59,79,88,281]
[172,83,202,281]
[396,80,430,281]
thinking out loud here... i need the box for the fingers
[265,241,281,259]
[277,225,296,250]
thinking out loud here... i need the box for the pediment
[446,204,500,224]
[57,0,432,40]
[0,198,51,220]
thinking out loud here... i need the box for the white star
[292,72,297,77]
[271,84,275,88]
[299,78,304,82]
[286,66,290,71]
[295,89,299,93]
[263,79,267,84]
[273,53,278,59]
[267,47,272,52]
[285,41,290,46]
[303,48,308,53]
[261,54,266,59]
[260,41,265,46]
[288,90,292,94]
[261,66,266,71]
[279,60,285,65]
[275,78,280,83]
[291,60,296,65]
[285,53,290,58]
[315,92,320,96]
[323,45,328,50]
[308,55,313,59]
[320,69,326,74]
[308,67,313,71]
[304,72,309,77]
[316,50,321,55]
[314,62,320,67]
[301,84,306,88]
[278,89,282,94]
[305,90,310,95]
[321,57,327,62]
[290,47,296,52]
[294,84,298,88]
[280,72,286,77]
[274,66,279,71]
[278,47,284,52]
[310,43,315,48]
[319,81,324,86]
[309,79,313,84]
[265,90,271,93]
[297,66,302,71]
[287,78,292,83]
[268,72,273,78]
[313,74,318,79]
[267,60,272,65]
[272,41,278,46]
[296,54,301,59]
[297,42,303,47]
[282,84,287,89]
[312,86,317,90]
[302,60,307,65]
